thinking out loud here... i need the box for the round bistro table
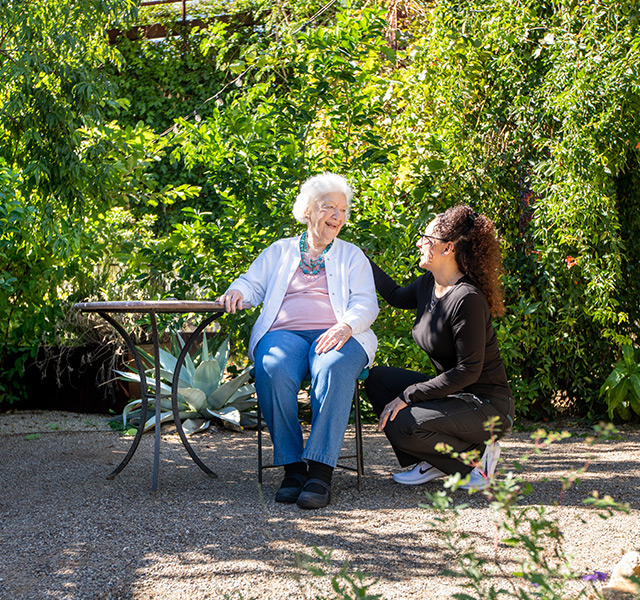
[74,300,250,492]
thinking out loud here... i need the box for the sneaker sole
[392,469,446,485]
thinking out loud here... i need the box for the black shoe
[275,473,307,503]
[296,478,331,509]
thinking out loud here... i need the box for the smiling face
[417,218,447,270]
[304,191,348,248]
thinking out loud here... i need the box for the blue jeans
[254,329,368,468]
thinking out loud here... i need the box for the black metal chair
[256,369,368,491]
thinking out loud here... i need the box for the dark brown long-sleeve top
[369,259,513,406]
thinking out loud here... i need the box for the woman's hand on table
[314,322,353,354]
[217,290,244,314]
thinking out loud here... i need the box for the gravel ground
[0,410,639,600]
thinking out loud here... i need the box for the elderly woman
[219,173,378,509]
[366,205,514,491]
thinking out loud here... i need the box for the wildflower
[636,140,640,150]
[566,256,577,268]
[582,570,609,582]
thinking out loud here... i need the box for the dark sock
[305,460,333,493]
[281,462,307,488]
[284,462,307,476]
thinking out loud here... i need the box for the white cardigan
[227,236,379,366]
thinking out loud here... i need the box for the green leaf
[171,333,180,358]
[622,344,634,363]
[523,302,541,315]
[192,359,222,398]
[607,381,629,419]
[203,405,242,427]
[173,332,196,379]
[379,46,396,62]
[617,404,631,421]
[179,387,207,413]
[600,369,623,394]
[122,399,143,426]
[629,395,640,417]
[201,331,210,363]
[114,369,142,383]
[159,367,191,388]
[425,158,447,171]
[629,374,640,400]
[159,397,174,411]
[206,368,252,410]
[157,346,179,373]
[136,346,156,368]
[182,418,210,435]
[140,411,175,432]
[116,369,174,397]
[213,336,230,379]
[229,60,246,74]
[228,385,256,406]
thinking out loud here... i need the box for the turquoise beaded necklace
[299,231,333,275]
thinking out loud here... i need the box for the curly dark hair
[434,205,505,317]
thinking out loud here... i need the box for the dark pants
[364,366,513,476]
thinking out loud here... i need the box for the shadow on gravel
[0,423,638,599]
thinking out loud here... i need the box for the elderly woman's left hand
[314,322,353,354]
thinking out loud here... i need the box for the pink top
[269,268,337,332]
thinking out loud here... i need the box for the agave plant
[115,331,257,434]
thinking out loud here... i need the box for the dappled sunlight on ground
[0,414,637,599]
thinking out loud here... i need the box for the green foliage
[0,0,200,404]
[303,547,381,600]
[600,345,640,422]
[223,421,637,600]
[373,0,640,420]
[2,0,640,422]
[424,422,632,599]
[0,0,141,205]
[115,331,256,433]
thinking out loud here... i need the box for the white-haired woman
[219,173,378,509]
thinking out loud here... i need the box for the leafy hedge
[2,0,639,422]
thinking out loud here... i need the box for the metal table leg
[98,309,222,489]
[149,311,162,493]
[98,311,150,482]
[170,314,221,479]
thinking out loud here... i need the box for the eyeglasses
[419,234,448,246]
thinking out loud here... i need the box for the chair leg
[257,404,263,484]
[255,381,365,490]
[354,384,364,491]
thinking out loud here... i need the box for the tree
[0,0,196,403]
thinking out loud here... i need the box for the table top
[74,300,251,313]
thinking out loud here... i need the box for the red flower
[637,141,640,150]
[566,256,577,268]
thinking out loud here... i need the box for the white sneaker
[393,462,446,485]
[481,441,502,477]
[460,467,489,491]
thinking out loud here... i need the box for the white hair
[292,173,354,224]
